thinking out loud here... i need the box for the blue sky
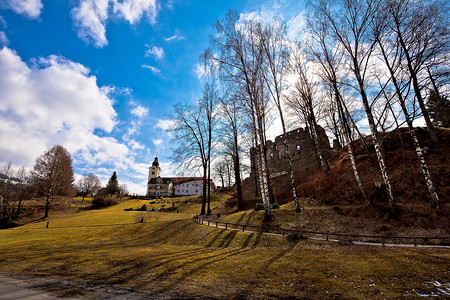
[0,0,306,194]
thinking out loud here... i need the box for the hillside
[235,127,449,236]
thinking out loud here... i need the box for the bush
[255,203,265,211]
[139,204,148,211]
[91,197,117,209]
[91,198,107,209]
[106,198,117,206]
[271,202,280,209]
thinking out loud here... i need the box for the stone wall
[250,126,330,174]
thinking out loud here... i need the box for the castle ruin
[250,126,331,176]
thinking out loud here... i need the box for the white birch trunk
[409,129,440,208]
[369,122,395,210]
[346,139,368,202]
[282,134,300,212]
[257,141,271,215]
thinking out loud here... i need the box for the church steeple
[152,155,160,167]
[148,155,161,181]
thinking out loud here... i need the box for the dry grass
[0,197,449,298]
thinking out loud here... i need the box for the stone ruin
[250,125,331,175]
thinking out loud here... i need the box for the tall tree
[306,17,369,204]
[106,171,119,196]
[260,20,301,212]
[218,93,245,210]
[31,145,74,218]
[373,5,442,209]
[313,0,396,211]
[209,10,272,217]
[385,0,449,145]
[286,45,330,173]
[169,81,218,216]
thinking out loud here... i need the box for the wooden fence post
[413,238,417,247]
[225,223,228,229]
[46,221,49,228]
[242,225,245,232]
[326,232,329,241]
[381,237,385,246]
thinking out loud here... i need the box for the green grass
[0,197,448,298]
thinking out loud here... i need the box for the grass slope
[0,198,449,299]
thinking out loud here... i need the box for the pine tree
[106,171,119,196]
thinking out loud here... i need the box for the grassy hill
[0,195,449,298]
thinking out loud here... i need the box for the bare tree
[31,145,74,218]
[313,0,396,211]
[287,45,331,173]
[218,92,246,209]
[77,173,102,205]
[306,18,370,204]
[169,81,218,215]
[373,4,442,209]
[118,184,129,198]
[209,10,272,217]
[386,0,450,145]
[260,20,301,212]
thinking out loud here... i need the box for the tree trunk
[278,109,300,212]
[395,21,439,145]
[200,166,207,215]
[377,41,441,209]
[44,194,50,218]
[335,90,369,205]
[207,161,211,215]
[234,135,244,210]
[355,66,396,211]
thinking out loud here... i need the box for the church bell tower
[148,155,161,181]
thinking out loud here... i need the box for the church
[146,156,215,198]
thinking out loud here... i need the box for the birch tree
[386,0,450,145]
[313,0,396,211]
[260,21,301,212]
[306,18,370,204]
[374,2,442,209]
[209,11,272,217]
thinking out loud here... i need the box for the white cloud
[71,0,109,47]
[71,0,159,48]
[144,44,164,60]
[0,0,43,19]
[142,64,160,74]
[152,139,163,146]
[111,0,158,24]
[130,104,149,118]
[286,12,306,41]
[0,47,130,169]
[165,34,184,42]
[0,32,8,45]
[154,119,175,131]
[128,139,145,150]
[194,63,209,79]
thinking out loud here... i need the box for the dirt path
[0,275,65,299]
[0,274,177,299]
